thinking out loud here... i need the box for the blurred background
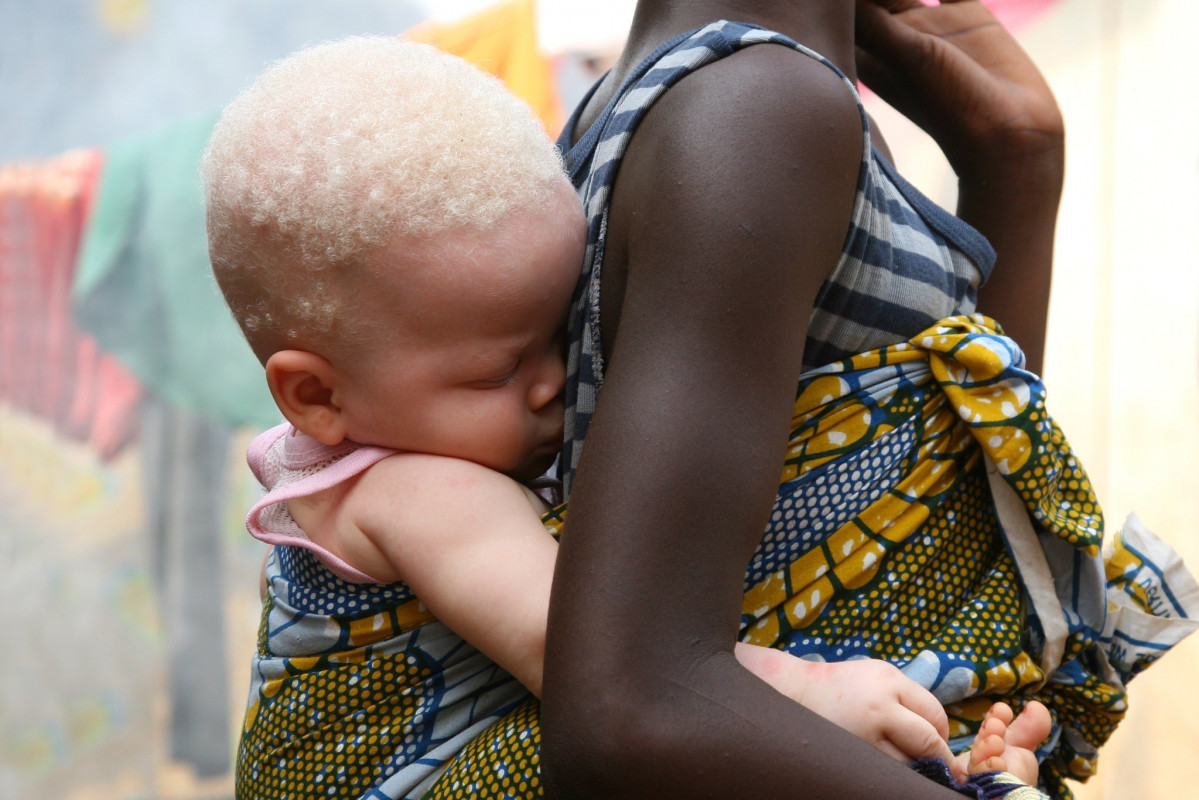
[0,1,1194,798]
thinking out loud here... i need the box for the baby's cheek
[455,406,524,464]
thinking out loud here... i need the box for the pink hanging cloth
[0,150,143,459]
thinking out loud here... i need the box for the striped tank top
[556,20,997,492]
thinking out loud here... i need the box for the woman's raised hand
[854,0,1064,185]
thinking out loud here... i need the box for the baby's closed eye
[469,361,521,389]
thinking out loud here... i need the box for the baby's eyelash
[478,363,519,388]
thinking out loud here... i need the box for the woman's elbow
[540,686,676,797]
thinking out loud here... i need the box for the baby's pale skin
[258,180,1049,784]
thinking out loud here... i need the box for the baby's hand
[953,700,1051,786]
[735,644,955,765]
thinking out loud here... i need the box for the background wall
[0,1,1195,798]
[1038,2,1199,797]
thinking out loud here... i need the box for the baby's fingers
[872,738,916,765]
[896,677,950,743]
[879,706,956,764]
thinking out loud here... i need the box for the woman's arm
[855,0,1065,374]
[541,45,966,800]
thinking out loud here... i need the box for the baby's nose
[528,354,566,410]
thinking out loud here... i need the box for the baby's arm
[340,453,558,696]
[737,643,1050,783]
[734,643,957,765]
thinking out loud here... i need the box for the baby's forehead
[369,182,581,291]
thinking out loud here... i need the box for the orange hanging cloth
[405,0,563,137]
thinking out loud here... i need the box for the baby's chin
[507,448,561,485]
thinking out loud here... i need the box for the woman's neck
[622,1,857,79]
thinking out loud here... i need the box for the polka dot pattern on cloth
[236,315,1147,800]
[733,315,1130,797]
[420,698,542,800]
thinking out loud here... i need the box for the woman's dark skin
[541,1,1064,798]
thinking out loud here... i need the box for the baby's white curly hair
[201,35,570,359]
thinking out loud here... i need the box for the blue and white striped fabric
[556,20,996,493]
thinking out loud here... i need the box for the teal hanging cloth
[73,112,277,429]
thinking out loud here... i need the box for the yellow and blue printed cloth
[236,315,1197,800]
[732,314,1197,798]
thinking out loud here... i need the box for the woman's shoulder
[636,21,864,142]
[606,36,866,240]
[562,20,866,173]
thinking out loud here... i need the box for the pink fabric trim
[245,424,398,584]
[281,427,358,467]
[245,422,290,477]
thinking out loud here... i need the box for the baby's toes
[968,732,1008,775]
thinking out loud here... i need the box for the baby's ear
[265,350,348,446]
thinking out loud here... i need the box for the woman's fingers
[862,0,929,13]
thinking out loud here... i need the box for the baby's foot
[1004,700,1052,755]
[966,706,1010,774]
[956,701,1051,786]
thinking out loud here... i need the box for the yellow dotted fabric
[239,316,1140,800]
[237,644,435,798]
[421,699,542,799]
[736,315,1120,799]
[237,517,564,799]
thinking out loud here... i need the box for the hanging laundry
[73,112,278,430]
[407,0,563,135]
[0,149,142,459]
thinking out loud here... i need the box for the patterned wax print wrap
[236,502,563,799]
[434,315,1195,800]
[732,314,1198,798]
[236,315,1198,800]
